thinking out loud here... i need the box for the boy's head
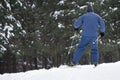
[87,4,94,12]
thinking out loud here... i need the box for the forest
[0,0,120,74]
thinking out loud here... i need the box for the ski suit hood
[87,4,94,12]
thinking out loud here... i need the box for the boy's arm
[98,16,105,37]
[73,16,83,29]
[98,16,105,33]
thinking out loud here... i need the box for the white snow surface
[0,61,120,80]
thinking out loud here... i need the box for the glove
[100,32,104,37]
[74,28,79,31]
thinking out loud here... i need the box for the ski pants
[72,36,99,64]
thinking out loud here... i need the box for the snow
[5,15,15,21]
[0,3,3,8]
[0,61,120,80]
[16,0,23,6]
[0,45,7,52]
[117,41,120,44]
[109,7,118,12]
[57,0,66,5]
[4,0,11,11]
[3,23,14,38]
[53,10,64,19]
[32,4,35,8]
[58,22,65,28]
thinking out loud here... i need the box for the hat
[87,4,94,12]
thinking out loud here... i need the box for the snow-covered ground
[0,61,120,80]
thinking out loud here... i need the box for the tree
[0,0,120,73]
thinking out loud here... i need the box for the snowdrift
[0,62,120,80]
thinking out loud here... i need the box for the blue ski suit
[73,12,105,64]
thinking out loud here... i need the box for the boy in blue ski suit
[72,5,105,66]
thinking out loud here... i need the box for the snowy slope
[0,62,120,80]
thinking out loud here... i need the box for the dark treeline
[0,0,120,74]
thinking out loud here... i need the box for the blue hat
[87,4,94,12]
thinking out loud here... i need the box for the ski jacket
[74,12,105,37]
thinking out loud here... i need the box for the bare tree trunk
[34,57,38,69]
[22,55,26,72]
